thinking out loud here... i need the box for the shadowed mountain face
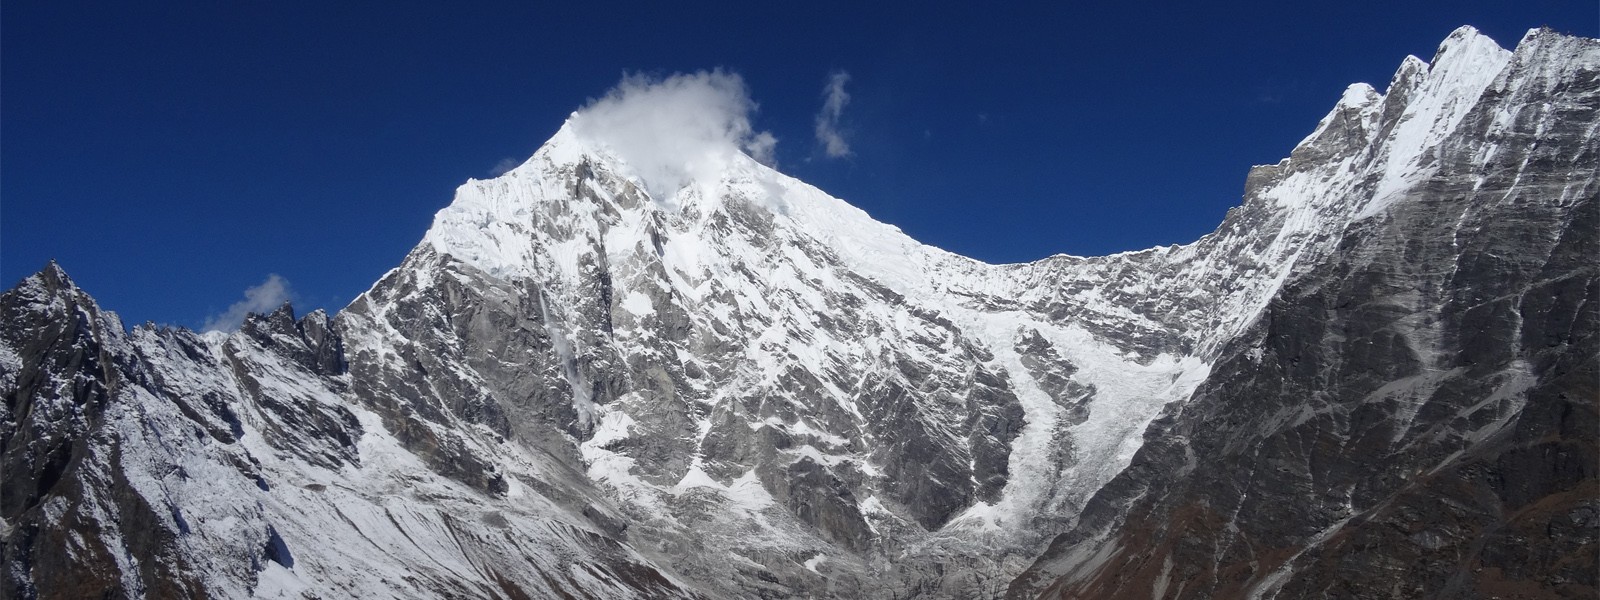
[2,27,1594,600]
[1010,28,1599,600]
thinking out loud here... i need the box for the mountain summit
[3,27,1595,599]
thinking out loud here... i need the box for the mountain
[1009,27,1599,599]
[2,26,1594,599]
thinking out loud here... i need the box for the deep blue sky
[3,1,1594,329]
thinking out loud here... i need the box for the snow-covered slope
[3,26,1593,600]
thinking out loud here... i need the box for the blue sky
[3,0,1593,329]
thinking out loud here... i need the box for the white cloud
[814,71,851,158]
[203,274,294,332]
[488,156,523,177]
[745,131,778,165]
[570,70,777,201]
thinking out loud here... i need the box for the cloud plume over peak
[570,70,777,201]
[202,274,294,332]
[488,156,523,177]
[814,71,852,158]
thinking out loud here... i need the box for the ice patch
[621,290,655,316]
[672,467,774,513]
[252,561,307,598]
[803,553,826,572]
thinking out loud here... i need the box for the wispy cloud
[571,70,777,201]
[814,71,852,158]
[202,274,294,332]
[488,156,523,176]
[745,131,778,165]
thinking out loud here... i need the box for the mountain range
[2,25,1595,599]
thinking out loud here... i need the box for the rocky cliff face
[2,26,1594,600]
[1009,27,1599,599]
[0,265,693,599]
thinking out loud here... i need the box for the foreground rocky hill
[2,26,1594,599]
